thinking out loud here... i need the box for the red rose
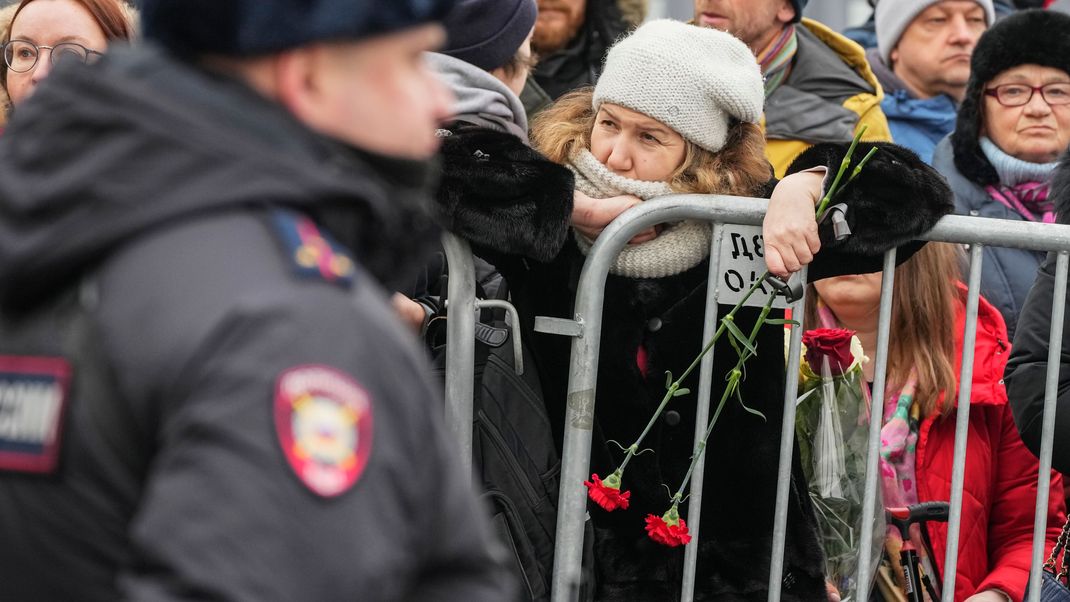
[802,328,856,376]
[585,473,631,511]
[645,512,692,547]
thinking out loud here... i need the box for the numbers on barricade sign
[717,225,789,310]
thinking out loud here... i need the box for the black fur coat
[438,129,952,600]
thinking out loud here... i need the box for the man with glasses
[0,1,513,600]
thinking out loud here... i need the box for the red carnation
[585,473,631,511]
[645,508,692,547]
[802,328,856,376]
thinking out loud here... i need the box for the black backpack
[428,261,592,602]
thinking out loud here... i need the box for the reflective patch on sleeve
[269,209,356,287]
[274,365,373,497]
[0,356,71,474]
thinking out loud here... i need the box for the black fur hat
[951,9,1070,186]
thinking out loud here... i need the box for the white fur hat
[592,20,765,153]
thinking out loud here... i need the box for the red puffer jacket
[917,289,1066,601]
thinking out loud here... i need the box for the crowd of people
[1,0,1070,601]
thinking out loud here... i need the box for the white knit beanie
[876,0,995,65]
[592,20,764,153]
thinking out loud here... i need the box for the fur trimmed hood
[951,9,1070,186]
[616,0,646,26]
[435,123,574,262]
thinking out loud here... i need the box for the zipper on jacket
[476,409,542,506]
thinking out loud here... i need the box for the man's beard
[533,8,585,55]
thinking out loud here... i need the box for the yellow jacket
[762,19,892,178]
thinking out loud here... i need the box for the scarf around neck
[758,24,798,98]
[568,149,712,279]
[980,137,1058,223]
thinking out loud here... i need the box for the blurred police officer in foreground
[0,1,515,600]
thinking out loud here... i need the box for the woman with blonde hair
[807,242,1065,602]
[438,19,952,600]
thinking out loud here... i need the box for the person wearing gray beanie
[876,0,996,66]
[426,15,955,601]
[593,19,764,153]
[870,0,995,164]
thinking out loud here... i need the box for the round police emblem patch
[274,365,373,497]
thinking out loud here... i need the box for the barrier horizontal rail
[542,194,1070,602]
[438,193,1070,602]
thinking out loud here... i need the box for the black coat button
[664,410,681,426]
[647,317,663,332]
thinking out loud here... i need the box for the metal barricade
[438,195,1070,602]
[440,232,526,484]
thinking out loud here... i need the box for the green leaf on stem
[724,318,757,356]
[672,388,691,397]
[665,371,673,390]
[763,318,800,326]
[734,387,767,421]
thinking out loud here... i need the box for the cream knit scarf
[569,149,712,279]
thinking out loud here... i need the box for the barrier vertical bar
[680,224,726,602]
[442,232,477,480]
[1026,251,1070,602]
[767,266,808,602]
[941,243,985,601]
[856,248,898,602]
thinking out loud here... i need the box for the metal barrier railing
[441,232,526,485]
[440,195,1070,602]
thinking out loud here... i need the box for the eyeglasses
[984,83,1070,107]
[2,40,103,73]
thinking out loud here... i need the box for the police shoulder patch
[269,209,356,287]
[274,365,373,497]
[0,355,71,474]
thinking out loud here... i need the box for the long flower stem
[671,294,777,501]
[616,274,770,474]
[815,125,869,218]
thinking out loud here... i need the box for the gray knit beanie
[876,0,995,65]
[592,20,764,153]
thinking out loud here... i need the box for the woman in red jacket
[807,241,1065,602]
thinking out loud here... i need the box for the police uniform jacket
[0,45,512,601]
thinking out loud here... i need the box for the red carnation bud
[585,473,631,512]
[645,506,692,547]
[802,328,856,377]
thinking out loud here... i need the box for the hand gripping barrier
[440,195,1070,602]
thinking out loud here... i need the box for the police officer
[0,1,514,600]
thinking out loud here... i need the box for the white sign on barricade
[715,225,789,309]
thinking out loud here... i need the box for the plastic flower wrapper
[795,328,884,601]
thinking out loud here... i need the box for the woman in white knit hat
[437,19,952,600]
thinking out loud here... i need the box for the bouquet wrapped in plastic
[795,327,883,601]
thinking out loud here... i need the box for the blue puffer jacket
[932,136,1044,339]
[866,48,958,165]
[881,90,957,164]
